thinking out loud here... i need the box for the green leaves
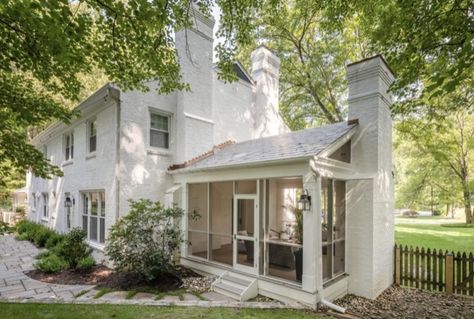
[106,199,184,281]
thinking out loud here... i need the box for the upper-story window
[42,145,48,159]
[88,119,97,153]
[64,132,74,161]
[150,112,169,149]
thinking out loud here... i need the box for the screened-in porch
[185,176,347,285]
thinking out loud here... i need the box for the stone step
[221,274,252,289]
[213,283,242,301]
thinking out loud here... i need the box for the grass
[94,288,114,299]
[155,288,185,301]
[395,223,474,253]
[0,304,328,319]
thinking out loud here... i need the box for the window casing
[32,193,37,211]
[64,132,74,161]
[88,120,97,153]
[150,112,169,149]
[42,193,49,218]
[82,191,105,244]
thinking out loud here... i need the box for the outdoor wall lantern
[298,189,311,211]
[64,196,74,208]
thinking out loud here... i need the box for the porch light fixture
[64,196,74,208]
[298,190,311,211]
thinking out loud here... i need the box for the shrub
[56,228,93,269]
[16,220,40,241]
[46,233,65,249]
[106,199,184,282]
[0,221,13,235]
[77,256,96,272]
[34,254,69,273]
[33,227,55,247]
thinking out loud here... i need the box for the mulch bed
[26,265,203,293]
[332,285,474,319]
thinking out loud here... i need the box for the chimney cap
[347,54,395,77]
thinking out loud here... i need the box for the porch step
[211,271,258,301]
[214,282,244,299]
[222,274,252,288]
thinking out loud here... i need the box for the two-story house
[26,6,395,308]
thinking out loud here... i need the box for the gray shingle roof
[173,121,357,172]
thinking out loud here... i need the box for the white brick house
[26,8,394,308]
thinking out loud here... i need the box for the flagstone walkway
[0,235,294,308]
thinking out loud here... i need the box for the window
[42,145,48,159]
[150,113,169,149]
[88,119,97,153]
[32,193,37,211]
[82,191,105,244]
[42,193,49,219]
[64,132,74,161]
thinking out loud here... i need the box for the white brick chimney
[345,56,395,299]
[251,45,287,136]
[174,4,215,163]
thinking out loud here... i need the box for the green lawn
[395,223,474,254]
[1,303,328,319]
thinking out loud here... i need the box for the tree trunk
[462,189,473,224]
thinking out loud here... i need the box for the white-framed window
[64,132,74,161]
[87,119,97,153]
[42,193,49,218]
[42,145,48,159]
[82,191,105,244]
[150,112,169,149]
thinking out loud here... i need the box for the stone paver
[0,234,300,309]
[131,292,157,301]
[0,234,94,301]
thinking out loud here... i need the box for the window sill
[86,152,97,160]
[61,160,74,167]
[87,240,105,251]
[147,147,172,156]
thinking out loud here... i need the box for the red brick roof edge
[168,140,236,171]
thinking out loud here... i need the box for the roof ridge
[168,140,236,171]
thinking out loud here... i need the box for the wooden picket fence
[394,244,474,296]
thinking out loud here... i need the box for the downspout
[108,86,121,222]
[320,299,346,314]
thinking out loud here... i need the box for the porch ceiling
[169,121,358,173]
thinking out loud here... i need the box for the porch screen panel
[209,181,233,265]
[321,178,346,282]
[333,180,346,276]
[265,177,303,283]
[235,180,257,194]
[187,183,209,259]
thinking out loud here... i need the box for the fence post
[395,246,401,285]
[446,253,454,294]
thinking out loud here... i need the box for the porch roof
[169,120,358,173]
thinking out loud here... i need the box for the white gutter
[320,298,346,314]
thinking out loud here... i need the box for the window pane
[82,215,88,232]
[90,216,98,241]
[150,130,169,148]
[100,192,105,216]
[91,193,98,215]
[71,145,74,159]
[89,135,96,152]
[65,147,70,160]
[237,199,254,235]
[90,121,97,136]
[333,240,345,276]
[150,114,168,131]
[83,194,89,215]
[99,218,105,243]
